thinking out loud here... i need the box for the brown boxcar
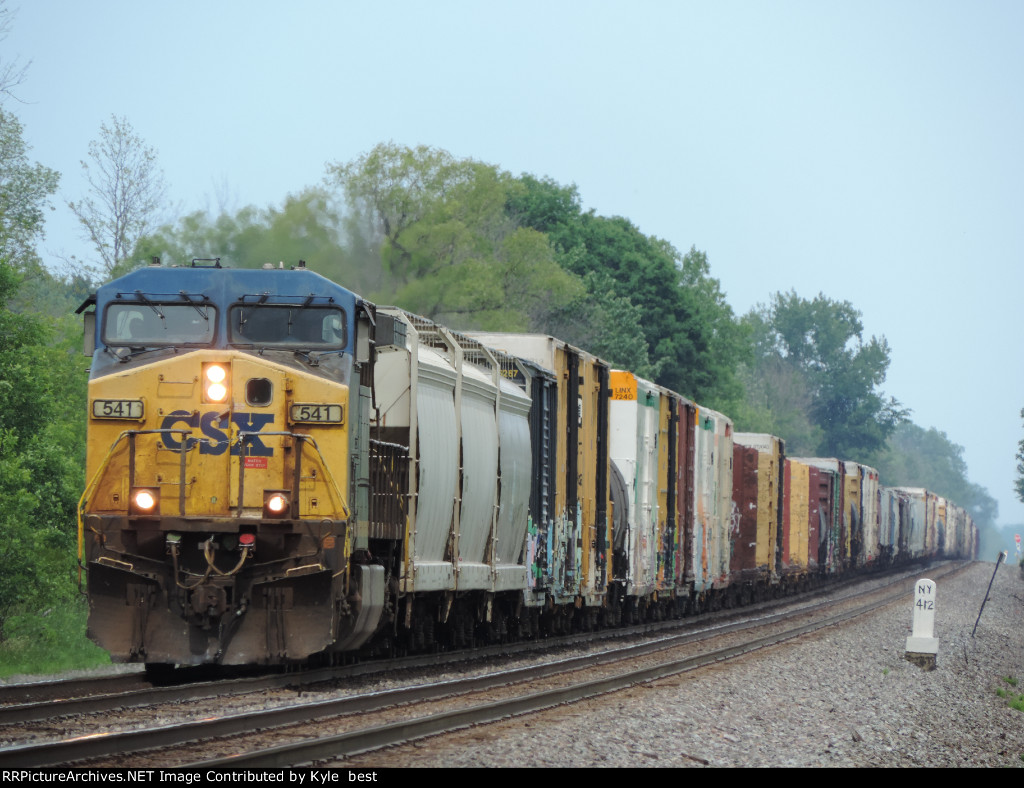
[800,460,843,574]
[732,433,785,591]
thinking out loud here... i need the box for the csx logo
[160,410,275,456]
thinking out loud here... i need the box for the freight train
[75,260,978,668]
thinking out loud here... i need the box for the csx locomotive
[77,259,977,669]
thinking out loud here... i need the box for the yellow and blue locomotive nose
[80,263,367,667]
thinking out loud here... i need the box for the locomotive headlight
[263,491,290,519]
[130,487,160,515]
[206,365,226,383]
[202,363,230,403]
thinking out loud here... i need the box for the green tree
[733,355,822,454]
[508,173,746,406]
[742,291,907,458]
[1015,407,1024,505]
[68,115,167,277]
[0,261,86,639]
[870,422,997,526]
[136,188,375,290]
[327,143,479,288]
[327,143,582,331]
[676,246,750,408]
[0,108,59,272]
[539,268,656,378]
[0,106,87,640]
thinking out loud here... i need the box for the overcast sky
[10,1,1024,536]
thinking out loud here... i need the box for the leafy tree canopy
[0,107,86,638]
[507,174,746,407]
[142,147,743,399]
[136,187,371,287]
[327,143,584,332]
[740,290,907,458]
[1,260,87,638]
[0,108,59,273]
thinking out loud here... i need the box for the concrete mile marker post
[905,578,938,670]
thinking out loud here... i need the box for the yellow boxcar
[783,458,811,576]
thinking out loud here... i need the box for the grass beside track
[0,599,111,679]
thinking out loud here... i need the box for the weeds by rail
[0,599,110,680]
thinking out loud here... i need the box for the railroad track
[0,560,946,714]
[0,562,963,768]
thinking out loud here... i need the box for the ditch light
[263,491,290,519]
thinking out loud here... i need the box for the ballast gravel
[337,560,1024,768]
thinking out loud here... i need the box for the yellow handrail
[77,430,133,570]
[293,434,351,520]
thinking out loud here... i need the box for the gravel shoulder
[336,560,1024,768]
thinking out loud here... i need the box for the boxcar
[850,462,880,568]
[607,371,664,599]
[782,458,812,581]
[731,433,785,591]
[878,486,901,566]
[793,458,845,574]
[690,407,734,603]
[890,487,936,561]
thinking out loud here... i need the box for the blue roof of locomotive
[90,263,362,353]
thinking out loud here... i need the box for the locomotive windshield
[228,304,347,349]
[104,302,216,346]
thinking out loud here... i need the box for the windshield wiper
[134,290,166,322]
[179,291,210,321]
[294,348,345,367]
[107,345,175,363]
